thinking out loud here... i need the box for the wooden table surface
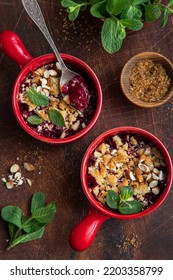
[0,0,173,260]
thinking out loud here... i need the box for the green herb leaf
[121,19,143,31]
[32,202,57,223]
[90,0,108,19]
[106,0,128,16]
[27,88,49,107]
[119,200,143,214]
[7,227,45,250]
[61,0,79,8]
[161,9,169,28]
[101,18,123,54]
[1,206,22,227]
[133,0,148,4]
[68,6,80,21]
[120,186,134,200]
[27,115,43,125]
[31,192,45,214]
[23,219,46,234]
[168,0,173,6]
[8,223,18,244]
[121,6,142,20]
[106,190,120,209]
[48,108,65,127]
[145,4,161,22]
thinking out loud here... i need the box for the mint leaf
[101,18,123,54]
[161,9,169,28]
[168,0,173,6]
[32,202,57,223]
[27,88,49,107]
[23,219,46,234]
[68,6,80,21]
[31,192,45,214]
[7,227,45,250]
[1,206,22,227]
[106,0,128,16]
[61,0,78,8]
[121,19,143,31]
[121,6,142,20]
[90,0,108,19]
[8,223,18,244]
[120,186,134,200]
[133,0,148,4]
[145,4,161,22]
[27,115,43,125]
[119,200,142,214]
[106,190,120,209]
[48,108,65,127]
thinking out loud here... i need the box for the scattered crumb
[1,161,36,190]
[116,234,141,252]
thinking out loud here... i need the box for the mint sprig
[106,186,142,214]
[1,192,57,250]
[61,0,173,54]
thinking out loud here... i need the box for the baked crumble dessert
[87,134,166,211]
[19,62,95,139]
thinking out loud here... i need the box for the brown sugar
[129,59,171,102]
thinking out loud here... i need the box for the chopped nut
[1,177,7,183]
[14,172,22,180]
[10,164,20,173]
[138,163,150,173]
[6,180,14,189]
[152,187,160,195]
[49,69,57,76]
[149,180,158,189]
[44,70,50,79]
[24,162,35,172]
[26,178,32,187]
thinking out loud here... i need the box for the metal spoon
[21,0,78,87]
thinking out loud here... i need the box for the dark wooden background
[0,0,173,260]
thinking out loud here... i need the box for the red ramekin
[69,127,173,251]
[0,30,102,144]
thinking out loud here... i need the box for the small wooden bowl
[120,52,173,108]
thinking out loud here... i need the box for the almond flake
[24,162,35,172]
[26,178,32,187]
[44,70,50,79]
[149,180,158,189]
[1,177,7,183]
[10,164,20,173]
[17,179,23,186]
[129,171,136,181]
[138,163,150,173]
[144,146,151,155]
[152,187,160,195]
[49,69,57,76]
[6,180,14,189]
[159,170,165,181]
[14,172,22,180]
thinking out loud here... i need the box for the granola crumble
[129,59,171,102]
[19,63,96,139]
[87,134,166,210]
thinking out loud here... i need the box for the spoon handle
[21,0,66,70]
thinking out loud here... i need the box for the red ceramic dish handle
[0,30,33,68]
[69,204,110,251]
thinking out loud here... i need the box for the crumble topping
[87,134,166,209]
[19,63,95,139]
